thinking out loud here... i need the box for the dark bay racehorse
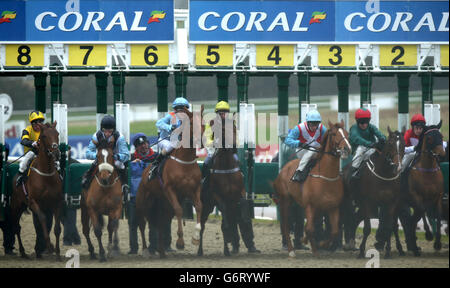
[345,127,405,258]
[406,121,446,256]
[197,115,244,256]
[137,107,204,258]
[274,121,351,257]
[11,122,63,259]
[81,138,123,262]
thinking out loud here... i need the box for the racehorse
[137,106,204,258]
[197,114,244,256]
[274,121,351,257]
[406,121,445,256]
[344,127,405,259]
[10,122,63,259]
[81,138,123,262]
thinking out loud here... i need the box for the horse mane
[315,129,330,161]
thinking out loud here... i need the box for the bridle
[95,148,119,188]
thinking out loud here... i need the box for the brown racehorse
[343,127,405,259]
[406,121,445,256]
[81,138,123,262]
[274,121,351,257]
[197,115,244,256]
[137,106,204,258]
[10,122,63,259]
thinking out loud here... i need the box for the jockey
[82,115,130,194]
[285,110,327,182]
[349,108,386,179]
[402,113,448,172]
[201,101,239,189]
[149,97,190,180]
[16,111,47,186]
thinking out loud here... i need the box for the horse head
[422,120,445,159]
[384,126,405,173]
[96,139,115,186]
[37,121,60,161]
[326,120,352,159]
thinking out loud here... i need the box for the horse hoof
[288,251,296,258]
[99,256,107,262]
[90,254,97,260]
[398,250,406,257]
[413,250,421,257]
[142,249,150,258]
[434,242,442,251]
[197,250,203,257]
[425,231,433,241]
[176,240,185,250]
[192,238,200,246]
[384,253,392,260]
[224,250,231,257]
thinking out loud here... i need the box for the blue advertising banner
[189,0,449,43]
[0,0,174,42]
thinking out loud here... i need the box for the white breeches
[352,146,376,169]
[296,149,317,171]
[19,151,36,173]
[401,152,416,172]
[158,139,176,155]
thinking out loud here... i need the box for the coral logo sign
[0,0,173,42]
[148,10,166,24]
[309,12,326,25]
[0,10,16,23]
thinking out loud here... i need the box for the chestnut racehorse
[81,138,123,262]
[406,121,446,256]
[137,106,204,258]
[10,122,63,259]
[274,121,351,257]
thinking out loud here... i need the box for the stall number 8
[17,45,32,65]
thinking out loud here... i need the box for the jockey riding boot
[291,169,308,182]
[81,162,97,189]
[149,153,164,181]
[351,166,361,180]
[118,168,129,195]
[16,170,28,187]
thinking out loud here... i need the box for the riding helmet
[305,110,322,122]
[355,108,371,120]
[215,101,230,112]
[410,114,426,127]
[101,115,116,130]
[133,133,148,147]
[29,110,45,123]
[172,97,190,110]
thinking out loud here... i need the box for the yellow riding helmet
[29,110,45,123]
[215,101,230,112]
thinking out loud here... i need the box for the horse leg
[165,187,184,250]
[29,200,54,256]
[393,216,405,256]
[191,186,203,246]
[383,205,398,259]
[409,208,422,256]
[434,200,442,251]
[422,213,433,241]
[81,202,96,260]
[279,196,295,257]
[325,208,340,252]
[92,213,106,262]
[138,217,148,257]
[53,203,63,261]
[358,219,371,259]
[107,217,120,257]
[304,205,318,256]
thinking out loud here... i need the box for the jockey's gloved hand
[299,142,309,149]
[32,141,39,148]
[405,146,415,154]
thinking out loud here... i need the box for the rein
[169,155,197,165]
[94,174,120,188]
[30,167,56,177]
[366,158,401,181]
